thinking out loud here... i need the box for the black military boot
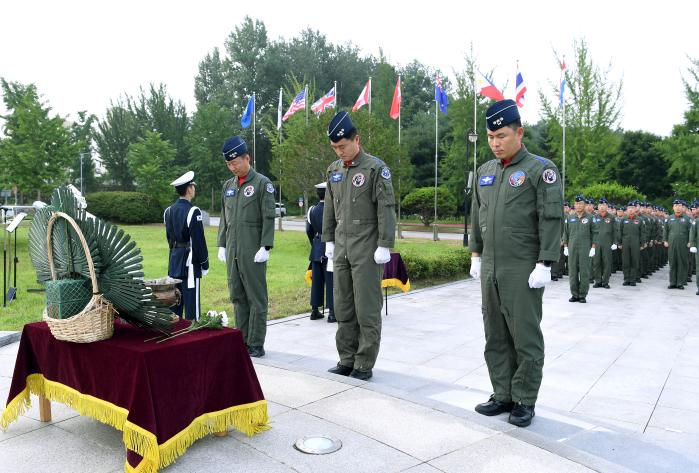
[310,307,323,320]
[475,395,514,416]
[508,402,535,427]
[579,297,587,303]
[327,310,336,323]
[349,369,373,381]
[593,282,602,288]
[327,363,352,376]
[248,346,265,358]
[569,296,579,302]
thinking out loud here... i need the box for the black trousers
[172,278,201,321]
[311,259,334,310]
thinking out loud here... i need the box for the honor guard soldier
[322,111,396,381]
[592,198,615,289]
[469,99,563,427]
[306,182,335,323]
[664,199,692,289]
[688,202,699,295]
[619,203,642,286]
[164,171,209,320]
[217,136,275,358]
[563,195,597,302]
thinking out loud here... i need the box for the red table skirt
[1,320,269,472]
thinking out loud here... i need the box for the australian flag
[435,77,449,115]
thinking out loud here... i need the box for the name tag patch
[331,172,343,183]
[225,189,236,197]
[479,175,495,186]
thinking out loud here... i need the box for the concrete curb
[0,331,20,348]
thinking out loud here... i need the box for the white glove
[201,269,209,276]
[469,256,481,279]
[691,247,698,254]
[217,247,226,262]
[563,247,569,257]
[611,244,618,250]
[373,247,391,264]
[254,247,269,263]
[326,258,334,273]
[528,263,551,289]
[589,247,596,257]
[325,241,335,260]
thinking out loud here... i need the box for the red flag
[389,78,401,120]
[352,79,371,112]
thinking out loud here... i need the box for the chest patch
[569,218,577,222]
[542,169,557,184]
[508,170,526,188]
[581,218,589,224]
[605,218,611,224]
[352,173,366,188]
[225,189,236,197]
[243,185,255,197]
[634,221,639,225]
[479,175,495,186]
[330,172,343,183]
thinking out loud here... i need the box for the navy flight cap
[574,195,585,202]
[598,197,608,204]
[485,99,520,131]
[222,136,248,161]
[328,111,356,143]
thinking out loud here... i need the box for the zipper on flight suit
[491,161,505,284]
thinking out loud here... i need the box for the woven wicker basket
[42,212,116,343]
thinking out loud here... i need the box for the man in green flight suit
[469,99,563,428]
[563,195,597,302]
[619,203,642,286]
[663,199,692,290]
[322,112,396,381]
[592,197,615,289]
[217,136,276,358]
[688,201,699,295]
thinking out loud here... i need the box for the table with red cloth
[0,320,269,473]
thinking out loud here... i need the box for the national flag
[352,79,371,112]
[559,60,566,109]
[434,77,448,115]
[277,88,282,129]
[311,86,337,116]
[241,94,254,128]
[515,65,527,108]
[390,77,401,120]
[477,71,505,101]
[282,89,306,122]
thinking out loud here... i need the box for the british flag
[282,89,306,122]
[311,87,336,116]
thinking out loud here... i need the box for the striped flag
[277,88,282,129]
[352,79,371,112]
[311,86,336,116]
[282,89,306,122]
[559,60,566,109]
[515,63,527,108]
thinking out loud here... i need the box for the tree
[127,131,176,207]
[579,182,643,205]
[69,111,98,194]
[94,101,139,190]
[401,187,457,225]
[539,39,623,190]
[0,79,78,201]
[613,131,669,200]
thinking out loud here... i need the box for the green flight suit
[689,219,699,292]
[592,212,615,286]
[619,217,641,284]
[469,146,563,405]
[639,215,650,278]
[322,150,396,372]
[563,212,595,298]
[217,169,275,348]
[663,214,691,288]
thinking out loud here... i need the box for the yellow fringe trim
[381,277,411,293]
[304,269,313,286]
[1,374,270,473]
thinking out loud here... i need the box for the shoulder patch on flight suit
[243,185,255,197]
[381,167,391,179]
[266,182,275,193]
[542,168,557,184]
[225,189,236,197]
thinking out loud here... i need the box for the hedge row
[86,192,164,224]
[400,247,471,281]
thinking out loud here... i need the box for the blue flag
[241,94,254,128]
[435,78,449,115]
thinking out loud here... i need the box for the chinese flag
[390,78,401,120]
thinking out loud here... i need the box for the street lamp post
[464,130,478,246]
[79,152,90,194]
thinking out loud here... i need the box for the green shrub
[401,186,458,226]
[575,182,644,205]
[86,192,163,224]
[400,247,471,281]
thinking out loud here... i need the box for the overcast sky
[1,0,698,137]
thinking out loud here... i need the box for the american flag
[311,86,336,116]
[282,89,306,122]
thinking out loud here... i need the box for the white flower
[219,311,229,327]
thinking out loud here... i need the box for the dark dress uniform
[306,199,334,318]
[164,198,209,320]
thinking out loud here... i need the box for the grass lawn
[0,223,467,331]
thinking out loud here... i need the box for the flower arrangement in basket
[28,187,176,342]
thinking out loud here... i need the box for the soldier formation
[554,197,698,297]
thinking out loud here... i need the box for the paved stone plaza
[1,266,698,472]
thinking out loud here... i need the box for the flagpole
[334,80,337,108]
[562,101,566,199]
[305,84,309,124]
[252,92,256,169]
[278,88,283,232]
[368,76,372,114]
[398,76,402,239]
[472,46,477,189]
[434,94,439,242]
